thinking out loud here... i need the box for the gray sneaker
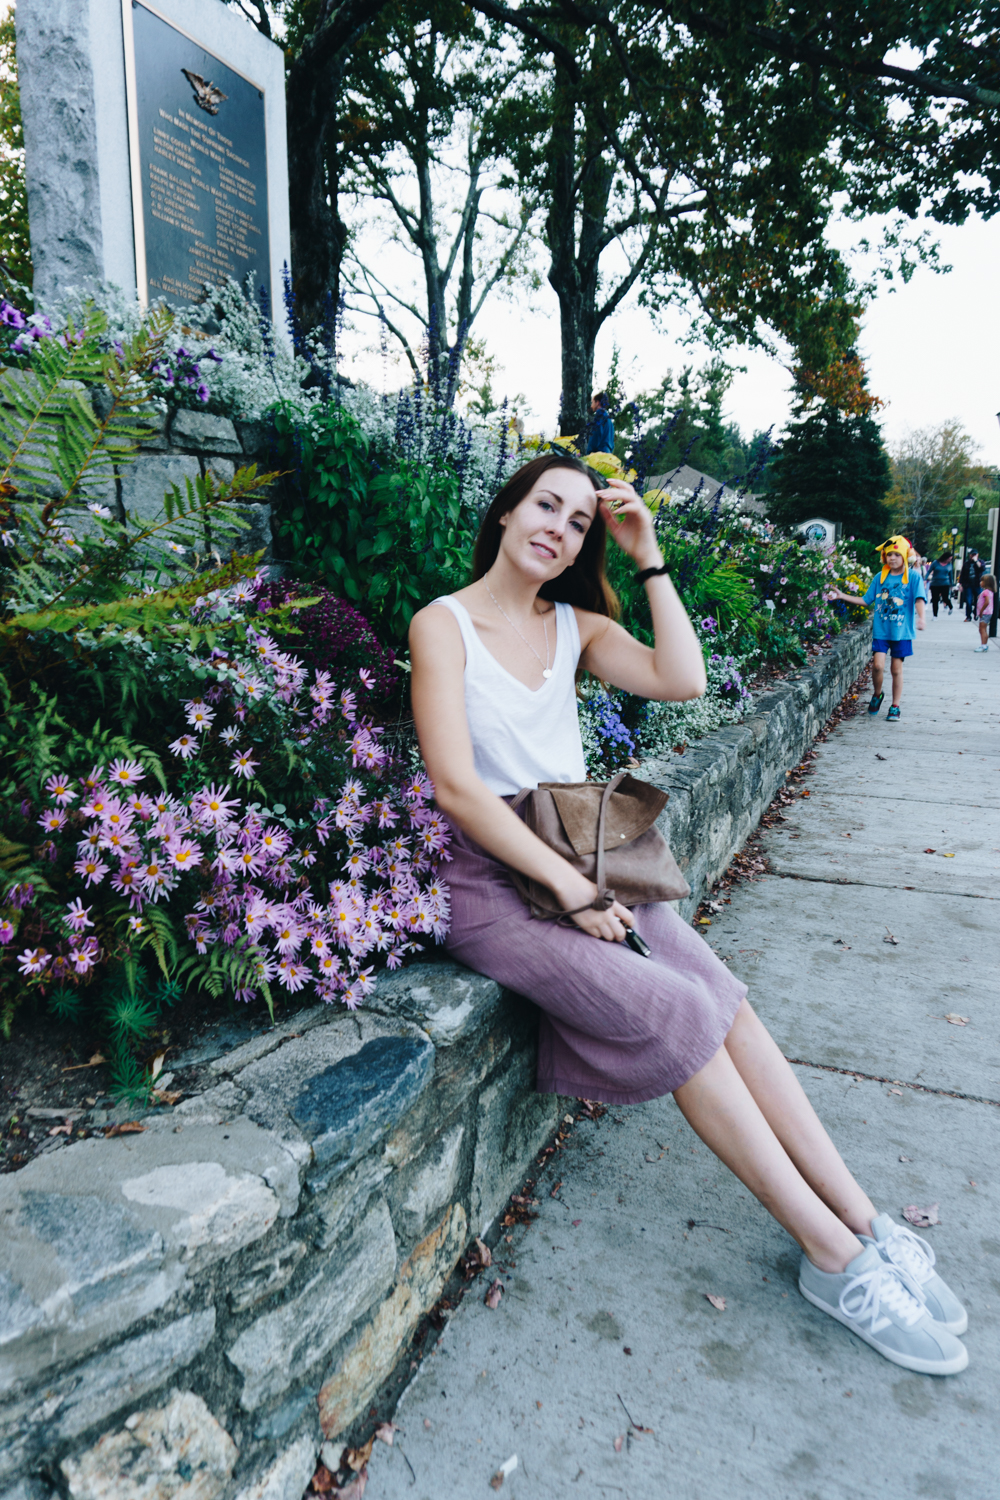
[798,1243,968,1375]
[860,1213,968,1335]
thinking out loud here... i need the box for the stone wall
[0,627,867,1500]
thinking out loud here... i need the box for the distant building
[645,465,766,516]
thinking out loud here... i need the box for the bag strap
[594,771,626,893]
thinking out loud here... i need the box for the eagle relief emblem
[182,69,227,115]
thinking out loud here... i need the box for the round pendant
[542,668,552,678]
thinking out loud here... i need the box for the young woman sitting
[408,453,968,1375]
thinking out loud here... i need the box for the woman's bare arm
[576,486,705,701]
[408,604,634,940]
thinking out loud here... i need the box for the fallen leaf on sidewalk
[374,1423,399,1447]
[941,852,955,858]
[310,1465,335,1494]
[474,1237,492,1268]
[876,753,887,760]
[883,929,899,945]
[923,848,936,854]
[150,1051,166,1082]
[549,1181,563,1198]
[887,1088,903,1096]
[903,1203,940,1228]
[614,1436,624,1453]
[485,1279,504,1309]
[344,1437,374,1472]
[944,1013,970,1026]
[103,1121,145,1137]
[834,938,851,949]
[899,1155,911,1162]
[572,1219,582,1227]
[705,1294,727,1311]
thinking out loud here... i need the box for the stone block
[235,420,270,459]
[470,1050,561,1236]
[60,1389,237,1500]
[119,1161,279,1272]
[119,454,201,528]
[0,1312,216,1485]
[232,1436,316,1500]
[226,1197,397,1412]
[169,411,240,454]
[317,1203,468,1441]
[236,1015,434,1175]
[0,1480,53,1500]
[371,961,503,1046]
[208,1007,326,1076]
[252,1391,314,1442]
[0,1120,298,1392]
[203,457,235,486]
[227,1242,308,1316]
[387,1123,464,1247]
[134,406,169,452]
[307,1158,392,1253]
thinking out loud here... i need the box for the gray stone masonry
[1,371,274,560]
[0,626,868,1499]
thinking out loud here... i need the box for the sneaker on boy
[859,1212,968,1335]
[799,1243,968,1374]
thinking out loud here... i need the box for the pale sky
[339,207,1000,470]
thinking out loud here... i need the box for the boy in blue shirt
[827,536,926,722]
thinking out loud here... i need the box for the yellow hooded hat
[876,535,911,585]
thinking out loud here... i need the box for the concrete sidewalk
[369,610,1000,1500]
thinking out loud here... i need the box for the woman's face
[498,468,598,579]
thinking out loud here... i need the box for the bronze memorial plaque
[124,0,272,309]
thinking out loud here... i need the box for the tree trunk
[284,0,391,330]
[544,59,615,435]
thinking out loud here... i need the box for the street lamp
[961,494,975,620]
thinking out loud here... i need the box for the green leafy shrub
[268,400,479,641]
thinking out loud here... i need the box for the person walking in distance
[409,458,967,1375]
[927,552,954,617]
[583,392,615,455]
[826,536,926,723]
[974,573,996,652]
[959,549,984,621]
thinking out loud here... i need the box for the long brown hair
[471,453,620,618]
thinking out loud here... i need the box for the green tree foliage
[767,402,893,547]
[886,422,985,556]
[0,11,30,295]
[338,0,541,387]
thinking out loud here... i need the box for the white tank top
[431,595,588,796]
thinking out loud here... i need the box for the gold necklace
[483,580,552,678]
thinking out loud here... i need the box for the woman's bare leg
[673,1040,866,1273]
[722,1000,876,1235]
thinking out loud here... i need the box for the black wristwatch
[635,563,669,585]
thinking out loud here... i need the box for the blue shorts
[872,638,912,659]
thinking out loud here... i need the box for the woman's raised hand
[597,479,660,568]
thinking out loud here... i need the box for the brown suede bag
[508,769,690,921]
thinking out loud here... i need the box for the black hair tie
[635,563,669,585]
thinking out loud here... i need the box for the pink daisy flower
[169,733,198,760]
[108,758,145,788]
[44,774,77,806]
[74,855,109,887]
[230,750,258,779]
[65,898,93,931]
[0,920,14,944]
[17,946,50,976]
[38,808,67,833]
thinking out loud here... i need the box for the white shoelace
[839,1260,925,1331]
[879,1223,936,1286]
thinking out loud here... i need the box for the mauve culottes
[442,823,748,1105]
